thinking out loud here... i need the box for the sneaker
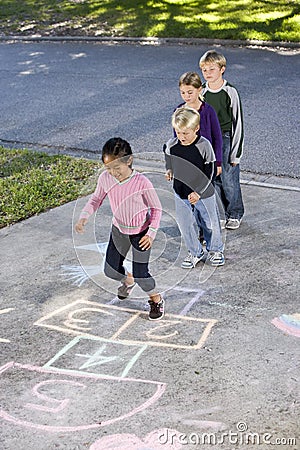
[207,251,225,266]
[148,297,165,321]
[220,219,226,230]
[226,218,241,230]
[181,250,205,269]
[117,282,136,299]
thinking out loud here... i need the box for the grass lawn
[0,147,101,229]
[0,0,299,42]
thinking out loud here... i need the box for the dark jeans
[215,132,244,220]
[104,225,155,293]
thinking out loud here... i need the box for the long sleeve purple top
[174,102,223,167]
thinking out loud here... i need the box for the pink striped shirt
[80,170,162,240]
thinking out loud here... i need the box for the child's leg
[194,195,223,253]
[221,164,244,220]
[174,194,203,257]
[129,229,157,295]
[104,225,131,283]
[219,132,244,220]
[214,177,227,224]
[130,230,164,320]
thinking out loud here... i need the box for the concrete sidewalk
[0,161,299,450]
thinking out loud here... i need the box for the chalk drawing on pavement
[61,242,131,286]
[61,265,102,287]
[0,361,166,432]
[271,313,300,337]
[43,335,147,378]
[34,299,217,349]
[0,308,15,343]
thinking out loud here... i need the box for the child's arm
[74,173,107,234]
[74,217,88,234]
[163,140,175,179]
[139,235,153,251]
[188,191,200,205]
[229,87,244,164]
[140,179,162,244]
[165,169,173,181]
[193,139,216,199]
[208,106,223,175]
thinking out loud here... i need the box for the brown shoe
[117,282,136,299]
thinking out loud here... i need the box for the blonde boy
[199,50,244,230]
[164,107,224,268]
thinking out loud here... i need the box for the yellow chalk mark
[63,307,114,332]
[0,308,15,343]
[0,308,15,315]
[145,320,180,340]
[35,299,218,349]
[111,313,140,339]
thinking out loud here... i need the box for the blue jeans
[175,193,223,254]
[215,132,244,220]
[104,225,156,293]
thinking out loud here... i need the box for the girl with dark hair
[75,137,164,320]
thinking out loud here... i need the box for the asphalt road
[0,39,299,178]
[0,39,299,450]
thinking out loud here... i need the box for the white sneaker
[207,251,225,266]
[226,218,241,230]
[181,251,205,269]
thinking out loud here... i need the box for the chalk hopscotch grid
[0,361,166,432]
[43,335,148,379]
[34,299,217,350]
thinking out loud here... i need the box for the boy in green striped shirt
[199,50,244,230]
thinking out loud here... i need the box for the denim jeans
[175,193,223,254]
[215,132,244,220]
[104,225,156,293]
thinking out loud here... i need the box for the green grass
[0,0,299,42]
[0,147,101,228]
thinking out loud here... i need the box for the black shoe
[148,297,165,321]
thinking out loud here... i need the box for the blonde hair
[172,106,200,131]
[199,50,226,69]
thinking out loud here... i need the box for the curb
[133,156,300,192]
[0,35,299,49]
[1,139,299,191]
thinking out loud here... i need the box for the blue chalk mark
[179,289,205,316]
[43,335,148,379]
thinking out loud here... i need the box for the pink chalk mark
[272,317,300,338]
[89,428,183,449]
[0,361,14,374]
[0,362,166,433]
[25,379,86,413]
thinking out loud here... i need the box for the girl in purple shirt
[175,71,223,176]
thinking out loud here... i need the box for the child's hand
[188,191,200,205]
[75,218,88,234]
[216,166,222,176]
[165,169,173,181]
[139,235,153,251]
